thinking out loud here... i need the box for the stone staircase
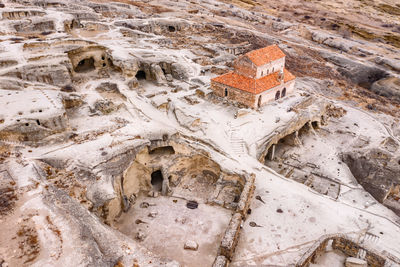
[228,123,246,155]
[40,89,57,108]
[356,232,380,262]
[0,139,26,148]
[361,232,380,246]
[304,174,315,187]
[356,248,367,260]
[384,259,397,267]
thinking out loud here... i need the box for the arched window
[224,88,228,97]
[282,87,286,97]
[275,90,280,100]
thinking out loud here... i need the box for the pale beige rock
[184,240,198,251]
[345,257,367,267]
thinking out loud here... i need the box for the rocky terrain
[0,0,400,267]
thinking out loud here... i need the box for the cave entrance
[151,170,163,192]
[264,128,303,163]
[298,123,309,136]
[149,146,175,155]
[265,146,273,162]
[135,70,146,80]
[168,25,176,32]
[75,57,95,73]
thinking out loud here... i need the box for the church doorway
[275,90,280,100]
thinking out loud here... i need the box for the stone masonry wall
[256,57,285,79]
[236,173,255,218]
[233,56,256,78]
[333,237,386,267]
[211,79,295,109]
[257,79,295,106]
[212,174,256,267]
[212,255,228,267]
[211,80,258,108]
[219,212,242,260]
[296,234,392,267]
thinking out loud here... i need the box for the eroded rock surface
[1,0,400,266]
[371,76,400,102]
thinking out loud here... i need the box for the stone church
[211,45,296,109]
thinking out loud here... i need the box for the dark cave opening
[149,146,175,155]
[75,57,95,73]
[135,70,146,80]
[151,170,163,192]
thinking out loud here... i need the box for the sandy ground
[115,194,232,267]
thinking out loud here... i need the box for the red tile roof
[245,45,286,66]
[211,68,295,94]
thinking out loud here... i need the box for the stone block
[237,174,255,218]
[148,212,158,218]
[212,255,228,267]
[135,230,146,241]
[220,213,242,260]
[345,257,367,267]
[184,240,198,251]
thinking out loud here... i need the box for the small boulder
[93,99,119,114]
[234,109,250,119]
[272,21,293,31]
[184,240,198,251]
[165,74,173,82]
[62,93,83,109]
[127,78,139,90]
[147,191,159,198]
[135,230,146,241]
[61,84,76,92]
[148,211,158,218]
[96,82,119,93]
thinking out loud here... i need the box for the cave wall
[67,45,111,76]
[342,150,400,215]
[104,139,246,224]
[123,161,152,198]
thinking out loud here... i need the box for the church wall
[255,57,285,79]
[233,56,257,78]
[211,80,258,108]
